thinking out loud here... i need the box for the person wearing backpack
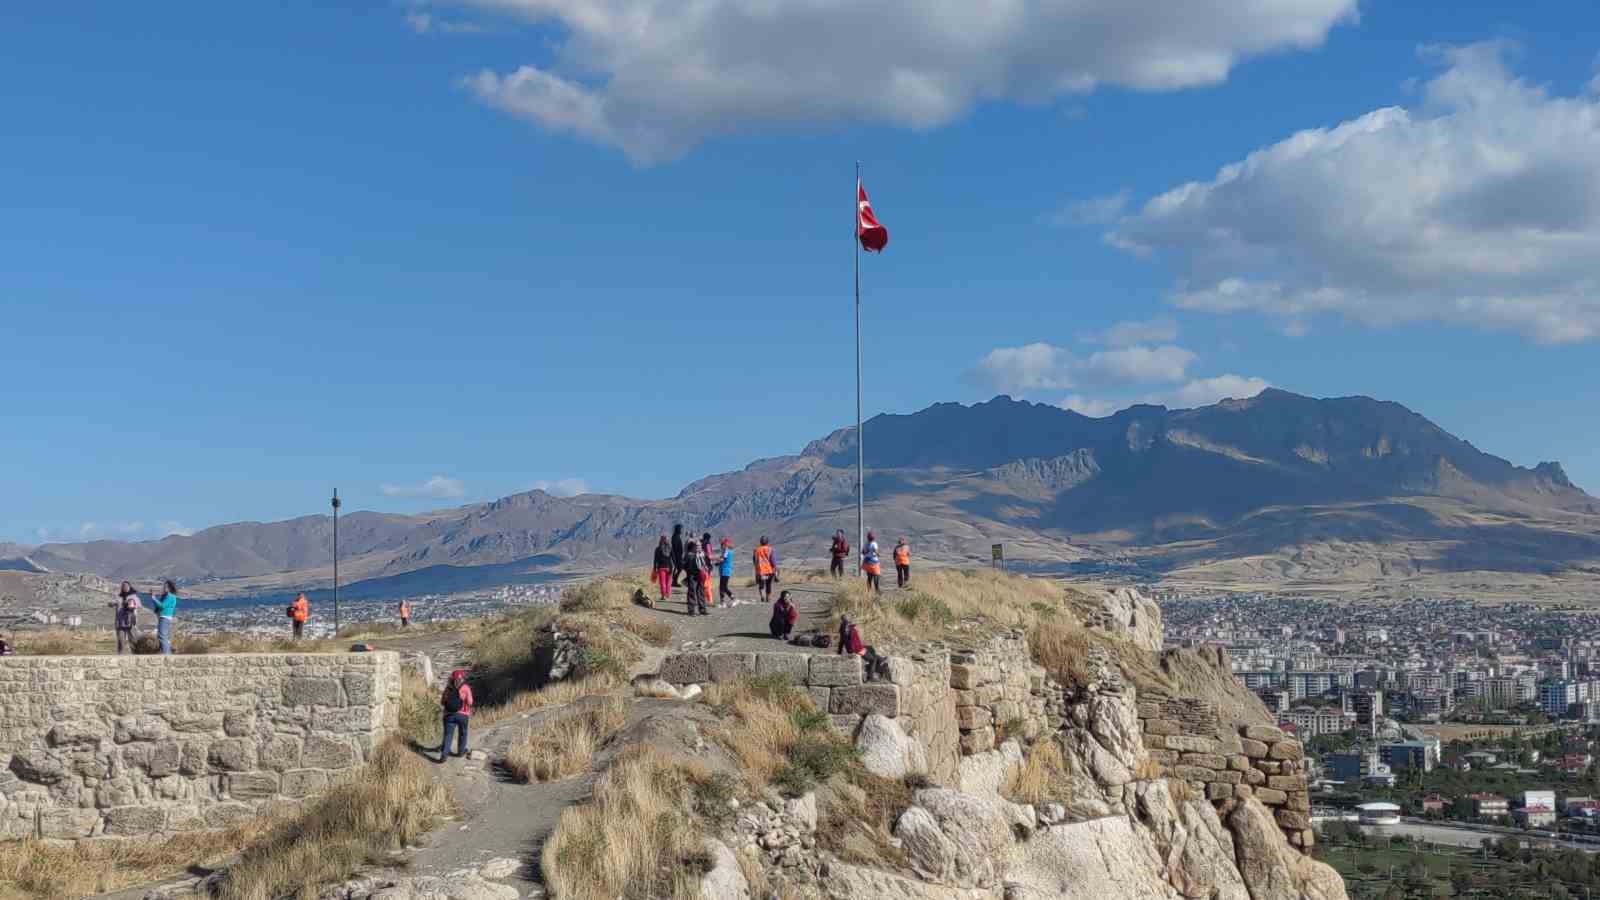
[894,538,911,588]
[112,582,141,654]
[753,537,776,602]
[287,592,309,639]
[652,534,674,602]
[683,540,707,615]
[439,669,473,761]
[829,530,849,578]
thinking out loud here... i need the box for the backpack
[632,588,655,610]
[443,686,464,714]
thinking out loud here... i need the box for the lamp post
[331,488,341,636]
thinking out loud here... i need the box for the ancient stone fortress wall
[0,653,401,842]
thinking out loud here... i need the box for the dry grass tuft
[1029,619,1095,691]
[540,748,712,900]
[504,697,628,783]
[828,568,1088,648]
[398,669,444,748]
[215,739,453,900]
[1004,739,1072,806]
[473,673,623,728]
[0,819,277,899]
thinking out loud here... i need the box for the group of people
[110,580,181,654]
[652,526,912,614]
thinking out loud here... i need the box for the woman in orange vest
[398,599,412,628]
[861,532,882,594]
[287,593,309,640]
[753,536,776,602]
[894,538,911,588]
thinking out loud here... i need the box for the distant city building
[1459,793,1509,819]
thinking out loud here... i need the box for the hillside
[5,389,1599,604]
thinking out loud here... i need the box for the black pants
[770,619,793,640]
[671,560,682,587]
[687,578,707,614]
[830,557,845,577]
[896,563,910,587]
[719,575,734,601]
[292,621,304,639]
[757,575,774,600]
[116,626,136,654]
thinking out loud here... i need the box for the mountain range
[5,388,1600,606]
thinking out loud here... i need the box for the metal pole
[332,488,341,635]
[854,161,864,580]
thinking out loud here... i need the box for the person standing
[753,537,776,602]
[111,582,141,654]
[143,581,179,654]
[399,599,412,628]
[669,524,686,588]
[652,534,674,602]
[770,591,799,640]
[894,538,911,588]
[287,592,309,639]
[698,532,715,608]
[717,538,736,605]
[829,530,849,578]
[683,540,707,616]
[439,669,473,761]
[861,532,882,594]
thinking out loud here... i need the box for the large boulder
[1061,692,1145,787]
[956,739,1023,798]
[909,788,1024,889]
[856,715,928,780]
[699,838,752,900]
[1094,587,1164,653]
[1004,816,1180,899]
[1129,780,1249,900]
[1225,798,1347,900]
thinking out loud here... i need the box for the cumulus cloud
[1082,344,1196,384]
[1150,374,1271,408]
[380,475,467,499]
[1045,189,1131,227]
[1111,42,1600,344]
[159,521,194,538]
[1085,316,1180,347]
[447,0,1356,163]
[406,10,489,33]
[528,478,589,497]
[1058,395,1122,418]
[966,340,1197,394]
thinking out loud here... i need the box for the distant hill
[5,389,1599,603]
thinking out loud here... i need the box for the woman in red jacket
[439,670,474,762]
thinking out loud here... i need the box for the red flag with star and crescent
[857,179,888,252]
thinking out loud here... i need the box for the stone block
[1235,784,1253,801]
[47,721,106,748]
[1266,774,1306,792]
[954,689,978,706]
[707,653,756,683]
[281,768,328,799]
[283,677,343,708]
[959,726,995,755]
[884,657,917,686]
[1207,783,1233,801]
[302,735,357,770]
[1244,768,1266,786]
[259,736,302,772]
[659,654,710,685]
[830,684,901,717]
[1286,791,1310,812]
[208,738,257,772]
[113,716,166,744]
[165,808,205,833]
[1257,761,1280,774]
[38,808,99,840]
[956,706,992,730]
[1143,718,1181,736]
[203,803,256,830]
[1147,749,1179,764]
[1268,740,1302,761]
[1207,770,1242,785]
[1179,753,1228,770]
[103,805,167,835]
[992,700,1021,723]
[8,750,67,784]
[1240,738,1269,758]
[808,655,863,687]
[950,664,993,690]
[1228,755,1251,772]
[180,740,208,776]
[806,687,832,712]
[828,715,864,737]
[1276,809,1311,831]
[1165,735,1220,754]
[1142,734,1167,750]
[228,771,280,800]
[222,709,255,738]
[342,673,376,706]
[1171,765,1220,782]
[1255,788,1288,805]
[1241,725,1285,743]
[755,653,809,683]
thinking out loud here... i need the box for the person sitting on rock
[770,591,799,640]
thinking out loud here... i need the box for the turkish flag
[857,179,888,252]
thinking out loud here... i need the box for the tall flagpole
[854,161,864,578]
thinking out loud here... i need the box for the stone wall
[948,632,1058,755]
[0,652,401,842]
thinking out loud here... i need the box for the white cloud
[963,343,1076,394]
[1058,395,1122,417]
[1112,42,1600,344]
[380,475,467,499]
[1046,189,1131,227]
[1150,374,1271,408]
[406,10,489,33]
[448,0,1356,163]
[528,478,589,497]
[1085,316,1180,347]
[159,521,194,538]
[1082,344,1196,383]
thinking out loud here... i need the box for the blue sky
[5,1,1600,544]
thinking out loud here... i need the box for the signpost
[991,543,1004,572]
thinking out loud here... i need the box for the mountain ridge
[5,389,1598,602]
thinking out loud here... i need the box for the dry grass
[540,748,712,900]
[1029,618,1095,691]
[504,697,628,783]
[473,672,623,728]
[1004,740,1072,806]
[398,668,444,748]
[702,674,857,798]
[216,739,453,900]
[828,568,1089,647]
[0,819,278,899]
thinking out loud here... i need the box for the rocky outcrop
[1073,586,1164,653]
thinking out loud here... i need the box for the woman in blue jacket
[143,580,179,654]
